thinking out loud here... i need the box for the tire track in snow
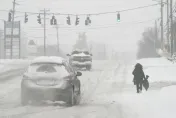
[85,63,130,118]
[80,62,120,105]
[102,64,128,118]
[71,63,124,118]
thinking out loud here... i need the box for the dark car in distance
[21,56,82,106]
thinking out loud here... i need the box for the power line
[0,3,160,16]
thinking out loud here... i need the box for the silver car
[21,56,82,106]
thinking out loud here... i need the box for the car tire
[21,87,29,106]
[68,87,77,106]
[76,86,81,105]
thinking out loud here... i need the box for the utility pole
[170,0,174,56]
[40,8,49,56]
[10,0,16,59]
[155,20,158,50]
[161,0,164,50]
[56,25,59,52]
[167,0,170,52]
[43,8,46,56]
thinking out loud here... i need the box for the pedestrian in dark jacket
[132,63,145,93]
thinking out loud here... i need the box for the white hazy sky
[0,0,171,52]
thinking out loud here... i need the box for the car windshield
[72,51,80,54]
[28,63,69,75]
[72,51,89,55]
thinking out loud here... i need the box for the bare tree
[73,32,89,51]
[137,28,160,59]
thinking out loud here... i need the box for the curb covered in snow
[0,59,31,81]
[0,68,26,82]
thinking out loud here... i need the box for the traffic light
[52,15,55,20]
[75,16,79,25]
[50,15,57,25]
[66,16,71,25]
[88,17,91,24]
[85,16,91,26]
[8,12,12,22]
[117,12,120,22]
[54,19,57,25]
[85,19,88,25]
[50,19,53,25]
[37,14,41,24]
[24,12,28,23]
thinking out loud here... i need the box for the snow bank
[135,58,176,82]
[156,48,163,56]
[157,86,176,118]
[136,57,173,67]
[160,86,176,100]
[0,59,31,73]
[144,66,176,82]
[0,59,30,65]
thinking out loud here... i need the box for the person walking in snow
[132,63,145,93]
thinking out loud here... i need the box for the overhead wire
[0,3,160,16]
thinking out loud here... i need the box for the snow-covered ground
[0,58,176,118]
[0,59,30,74]
[135,57,176,82]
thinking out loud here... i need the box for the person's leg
[140,81,142,91]
[136,83,140,93]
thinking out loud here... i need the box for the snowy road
[0,60,176,118]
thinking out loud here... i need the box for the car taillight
[54,77,69,84]
[54,78,70,88]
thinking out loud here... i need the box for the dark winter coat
[132,67,145,83]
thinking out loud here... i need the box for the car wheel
[68,87,76,106]
[76,87,81,105]
[21,87,29,106]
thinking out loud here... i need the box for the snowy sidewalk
[0,59,31,81]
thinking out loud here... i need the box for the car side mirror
[67,54,71,56]
[76,71,82,76]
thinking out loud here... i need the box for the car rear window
[28,63,69,75]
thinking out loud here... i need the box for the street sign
[6,21,20,28]
[4,21,21,59]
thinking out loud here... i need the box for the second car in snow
[67,49,92,71]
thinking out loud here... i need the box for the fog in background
[0,0,163,60]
